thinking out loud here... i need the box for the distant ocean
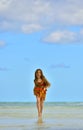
[0,102,83,130]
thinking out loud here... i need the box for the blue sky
[0,0,83,102]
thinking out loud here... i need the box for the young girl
[33,69,50,120]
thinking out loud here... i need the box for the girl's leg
[36,96,41,117]
[40,98,44,116]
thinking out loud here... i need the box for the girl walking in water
[33,69,50,121]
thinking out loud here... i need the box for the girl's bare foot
[37,116,43,123]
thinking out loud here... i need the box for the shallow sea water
[0,102,83,130]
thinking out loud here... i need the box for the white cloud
[0,21,14,31]
[0,40,5,47]
[0,0,51,32]
[80,29,83,35]
[0,0,83,33]
[0,0,83,43]
[0,0,12,10]
[44,30,78,43]
[21,24,43,33]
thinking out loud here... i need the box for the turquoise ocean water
[0,102,83,130]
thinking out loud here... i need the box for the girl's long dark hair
[34,69,45,83]
[34,69,50,87]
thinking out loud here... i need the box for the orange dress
[33,80,48,100]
